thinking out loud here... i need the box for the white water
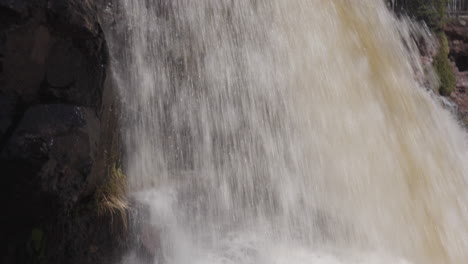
[104,0,468,263]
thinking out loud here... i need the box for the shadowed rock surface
[446,18,468,126]
[0,0,127,263]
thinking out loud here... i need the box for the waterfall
[448,0,468,12]
[103,0,468,263]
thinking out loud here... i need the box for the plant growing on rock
[434,33,457,95]
[95,164,129,227]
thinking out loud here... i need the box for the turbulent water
[103,0,468,263]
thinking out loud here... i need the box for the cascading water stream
[103,0,468,263]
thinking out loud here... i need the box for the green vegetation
[434,33,457,95]
[394,0,449,31]
[393,0,456,95]
[27,228,47,264]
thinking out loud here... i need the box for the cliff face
[0,0,126,263]
[446,18,468,124]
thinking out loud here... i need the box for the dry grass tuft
[95,164,129,229]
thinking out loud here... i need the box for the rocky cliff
[446,18,468,125]
[0,0,127,263]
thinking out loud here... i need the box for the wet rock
[47,0,100,38]
[122,199,163,264]
[42,38,104,106]
[0,0,29,17]
[446,18,468,122]
[2,105,99,209]
[446,18,468,71]
[0,1,123,264]
[2,24,51,102]
[0,93,16,139]
[1,22,106,108]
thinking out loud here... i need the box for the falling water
[449,0,457,12]
[103,0,468,263]
[448,0,468,12]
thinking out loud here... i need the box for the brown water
[104,0,468,263]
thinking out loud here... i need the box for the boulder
[2,105,99,209]
[0,1,125,264]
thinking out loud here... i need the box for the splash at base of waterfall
[122,190,413,264]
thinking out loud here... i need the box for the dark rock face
[0,1,126,263]
[47,0,100,38]
[446,19,468,71]
[2,105,99,209]
[0,0,29,16]
[446,18,468,124]
[0,1,106,107]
